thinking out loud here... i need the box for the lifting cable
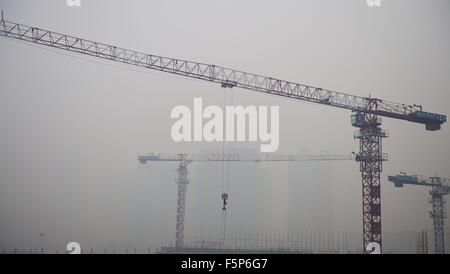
[220,87,234,244]
[220,88,227,244]
[226,89,233,195]
[221,89,226,198]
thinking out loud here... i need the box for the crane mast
[139,153,353,249]
[1,16,446,253]
[388,173,449,254]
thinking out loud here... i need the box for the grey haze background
[0,0,449,253]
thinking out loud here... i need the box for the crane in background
[0,14,446,253]
[388,173,449,254]
[138,153,353,249]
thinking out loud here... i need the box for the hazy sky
[0,0,449,253]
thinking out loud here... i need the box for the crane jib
[0,18,446,130]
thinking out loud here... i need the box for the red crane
[1,15,446,253]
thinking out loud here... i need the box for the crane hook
[221,193,228,211]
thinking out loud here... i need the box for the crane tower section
[352,99,388,253]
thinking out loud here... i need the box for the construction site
[0,1,449,255]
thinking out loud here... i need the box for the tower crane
[388,173,449,254]
[138,153,353,249]
[0,15,446,253]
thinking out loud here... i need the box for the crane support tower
[1,15,446,253]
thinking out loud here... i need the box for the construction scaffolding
[158,230,349,254]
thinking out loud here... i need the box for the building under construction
[157,229,350,254]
